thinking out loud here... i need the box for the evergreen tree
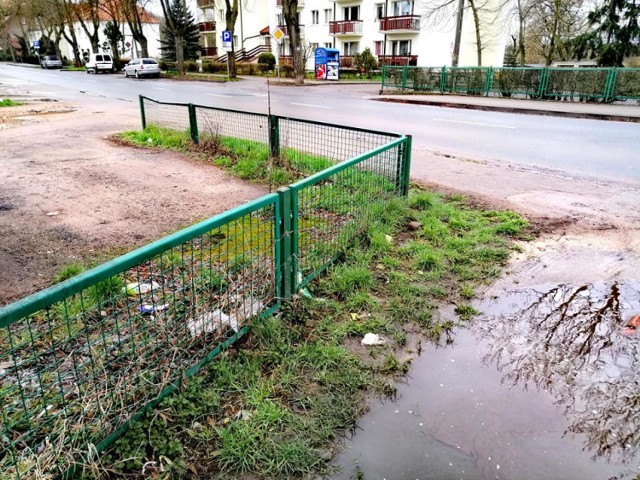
[575,0,640,66]
[159,0,200,63]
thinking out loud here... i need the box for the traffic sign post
[222,30,232,52]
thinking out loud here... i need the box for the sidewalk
[376,93,640,122]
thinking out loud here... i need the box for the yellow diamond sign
[272,27,286,43]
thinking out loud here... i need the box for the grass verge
[0,98,23,107]
[116,125,333,187]
[81,187,529,479]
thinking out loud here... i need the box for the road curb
[374,97,640,123]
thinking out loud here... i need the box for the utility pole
[452,0,465,66]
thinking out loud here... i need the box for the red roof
[76,3,160,24]
[259,25,270,35]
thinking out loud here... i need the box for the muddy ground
[0,99,267,305]
[1,91,638,309]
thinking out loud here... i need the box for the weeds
[87,186,527,479]
[0,99,23,107]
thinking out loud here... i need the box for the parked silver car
[40,55,63,69]
[123,58,161,78]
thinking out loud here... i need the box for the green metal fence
[0,99,411,480]
[381,65,640,103]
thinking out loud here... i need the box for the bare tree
[281,0,303,84]
[73,0,102,53]
[526,0,586,64]
[122,0,149,58]
[422,0,502,66]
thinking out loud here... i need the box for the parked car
[40,55,63,69]
[85,53,114,74]
[123,58,161,78]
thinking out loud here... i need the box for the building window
[311,10,319,24]
[375,3,385,20]
[391,40,411,55]
[324,8,332,24]
[219,9,224,21]
[310,42,319,51]
[392,1,413,16]
[343,6,360,21]
[374,41,383,56]
[325,42,332,48]
[343,41,359,56]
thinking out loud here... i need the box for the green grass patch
[77,186,528,479]
[0,98,23,107]
[116,125,336,188]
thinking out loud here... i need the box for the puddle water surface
[333,281,640,480]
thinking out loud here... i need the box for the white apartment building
[266,0,506,68]
[194,0,272,60]
[194,0,506,68]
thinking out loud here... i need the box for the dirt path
[1,92,638,307]
[0,99,267,305]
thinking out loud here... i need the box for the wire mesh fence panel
[381,66,407,89]
[408,67,443,92]
[611,69,640,101]
[195,106,270,148]
[487,67,545,98]
[289,139,407,288]
[543,68,610,101]
[444,67,490,95]
[277,118,401,171]
[0,195,280,480]
[142,98,190,131]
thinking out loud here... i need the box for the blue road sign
[222,30,232,42]
[32,40,40,48]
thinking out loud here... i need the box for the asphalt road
[2,63,640,184]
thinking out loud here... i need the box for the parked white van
[85,53,114,73]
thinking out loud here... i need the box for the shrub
[353,48,378,77]
[257,52,276,71]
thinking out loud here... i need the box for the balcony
[196,0,214,8]
[200,46,218,57]
[329,20,363,36]
[198,21,215,32]
[378,55,418,66]
[276,0,304,6]
[340,56,354,67]
[379,15,420,33]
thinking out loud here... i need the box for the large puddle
[333,280,640,479]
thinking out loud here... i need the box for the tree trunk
[517,5,526,65]
[545,0,562,65]
[225,0,239,78]
[282,0,303,84]
[175,35,185,74]
[136,34,149,57]
[468,0,482,66]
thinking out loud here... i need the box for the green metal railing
[0,99,412,480]
[381,65,640,103]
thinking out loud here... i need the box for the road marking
[432,118,516,129]
[206,93,230,98]
[291,102,333,109]
[152,87,170,91]
[252,93,268,97]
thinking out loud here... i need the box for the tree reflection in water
[477,281,640,462]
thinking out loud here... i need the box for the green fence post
[538,68,549,98]
[604,68,617,103]
[269,115,280,159]
[277,187,294,299]
[440,66,446,93]
[401,135,412,197]
[188,103,199,143]
[381,65,386,90]
[139,95,146,130]
[402,66,408,91]
[484,67,493,96]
